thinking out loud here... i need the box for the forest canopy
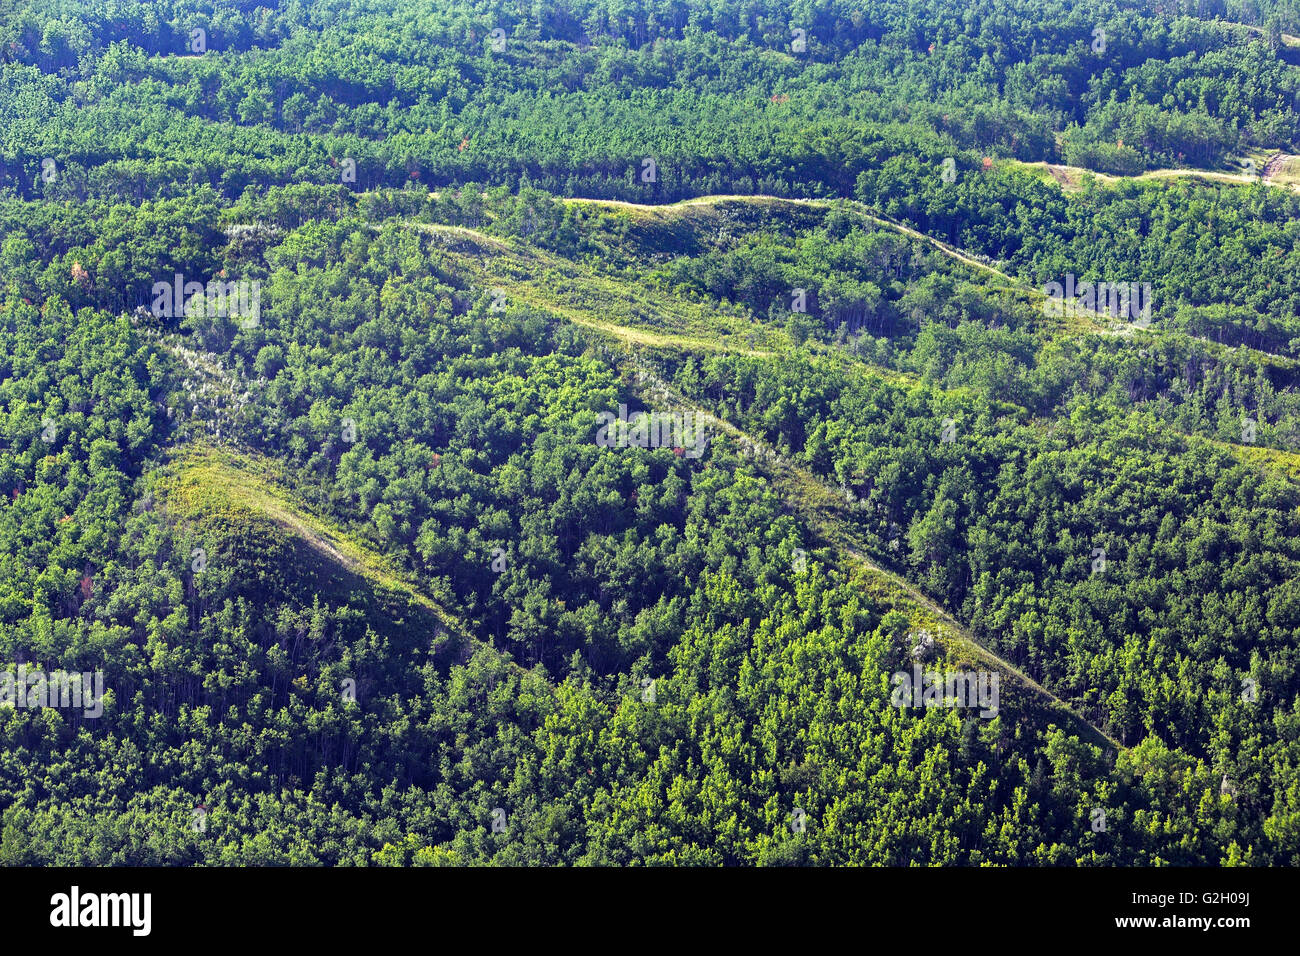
[1,0,1299,867]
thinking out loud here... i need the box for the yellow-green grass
[1009,156,1283,194]
[155,446,469,652]
[417,219,938,390]
[406,221,788,355]
[1227,442,1300,485]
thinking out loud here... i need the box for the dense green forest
[2,0,1300,866]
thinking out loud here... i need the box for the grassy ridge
[421,201,1127,750]
[155,446,471,658]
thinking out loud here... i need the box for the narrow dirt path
[1019,159,1258,189]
